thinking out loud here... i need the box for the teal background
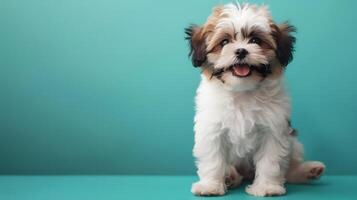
[0,0,356,175]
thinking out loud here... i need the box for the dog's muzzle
[211,63,272,79]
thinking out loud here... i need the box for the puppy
[185,3,325,197]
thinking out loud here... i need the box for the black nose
[235,48,248,59]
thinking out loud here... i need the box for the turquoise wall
[0,0,356,175]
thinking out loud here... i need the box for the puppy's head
[185,3,295,91]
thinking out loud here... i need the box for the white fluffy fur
[191,3,325,197]
[192,76,290,196]
[192,75,325,197]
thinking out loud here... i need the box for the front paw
[246,183,286,197]
[191,181,226,196]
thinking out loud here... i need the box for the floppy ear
[272,22,296,67]
[185,25,207,67]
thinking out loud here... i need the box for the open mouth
[211,63,272,79]
[230,63,252,77]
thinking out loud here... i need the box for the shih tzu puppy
[185,3,325,197]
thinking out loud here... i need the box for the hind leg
[286,138,326,183]
[225,165,243,189]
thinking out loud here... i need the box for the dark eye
[249,37,261,45]
[220,39,229,47]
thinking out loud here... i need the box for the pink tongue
[233,65,250,76]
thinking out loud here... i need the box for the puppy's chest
[222,96,269,132]
[221,97,271,155]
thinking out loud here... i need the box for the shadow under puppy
[185,3,325,197]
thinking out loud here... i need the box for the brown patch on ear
[185,6,224,68]
[272,22,296,67]
[185,25,207,67]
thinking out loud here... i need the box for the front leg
[246,132,291,197]
[191,122,228,196]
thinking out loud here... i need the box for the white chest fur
[194,76,291,158]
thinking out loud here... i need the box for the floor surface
[0,175,355,200]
